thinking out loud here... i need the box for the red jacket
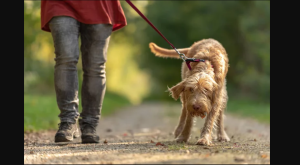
[41,0,127,32]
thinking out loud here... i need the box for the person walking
[40,0,127,143]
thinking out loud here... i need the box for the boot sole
[55,129,80,143]
[81,135,100,143]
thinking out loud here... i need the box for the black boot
[55,122,80,142]
[79,119,100,143]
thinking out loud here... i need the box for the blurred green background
[24,1,270,132]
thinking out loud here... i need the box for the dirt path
[24,102,270,164]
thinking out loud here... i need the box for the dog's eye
[189,88,194,92]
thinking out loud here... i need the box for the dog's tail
[149,42,190,59]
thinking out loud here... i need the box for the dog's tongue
[200,113,206,119]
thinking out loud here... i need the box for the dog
[149,38,230,145]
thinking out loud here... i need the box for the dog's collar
[185,58,206,70]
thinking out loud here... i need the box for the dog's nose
[193,105,200,111]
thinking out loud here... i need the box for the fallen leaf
[123,133,128,137]
[204,153,210,158]
[254,139,257,141]
[82,157,89,161]
[104,139,108,144]
[203,147,210,149]
[234,143,239,147]
[261,154,268,158]
[30,151,34,154]
[156,142,164,146]
[150,140,155,143]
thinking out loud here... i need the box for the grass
[227,98,270,124]
[167,143,201,151]
[24,92,132,132]
[167,143,188,151]
[163,97,270,124]
[24,92,269,132]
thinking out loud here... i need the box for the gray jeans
[49,16,112,126]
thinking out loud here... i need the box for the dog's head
[168,62,217,118]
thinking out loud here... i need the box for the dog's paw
[175,135,189,143]
[217,132,230,142]
[196,137,212,146]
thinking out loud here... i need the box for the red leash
[125,0,203,70]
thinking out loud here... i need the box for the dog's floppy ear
[168,81,185,100]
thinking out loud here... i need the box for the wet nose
[193,105,200,111]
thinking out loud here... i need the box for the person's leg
[49,16,81,142]
[79,23,113,143]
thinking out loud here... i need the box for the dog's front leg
[196,90,225,146]
[216,85,230,142]
[196,107,219,146]
[216,110,230,142]
[174,105,187,138]
[196,87,228,146]
[175,110,193,143]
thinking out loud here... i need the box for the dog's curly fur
[149,38,230,145]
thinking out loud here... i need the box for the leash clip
[174,48,205,70]
[179,53,187,61]
[174,48,187,61]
